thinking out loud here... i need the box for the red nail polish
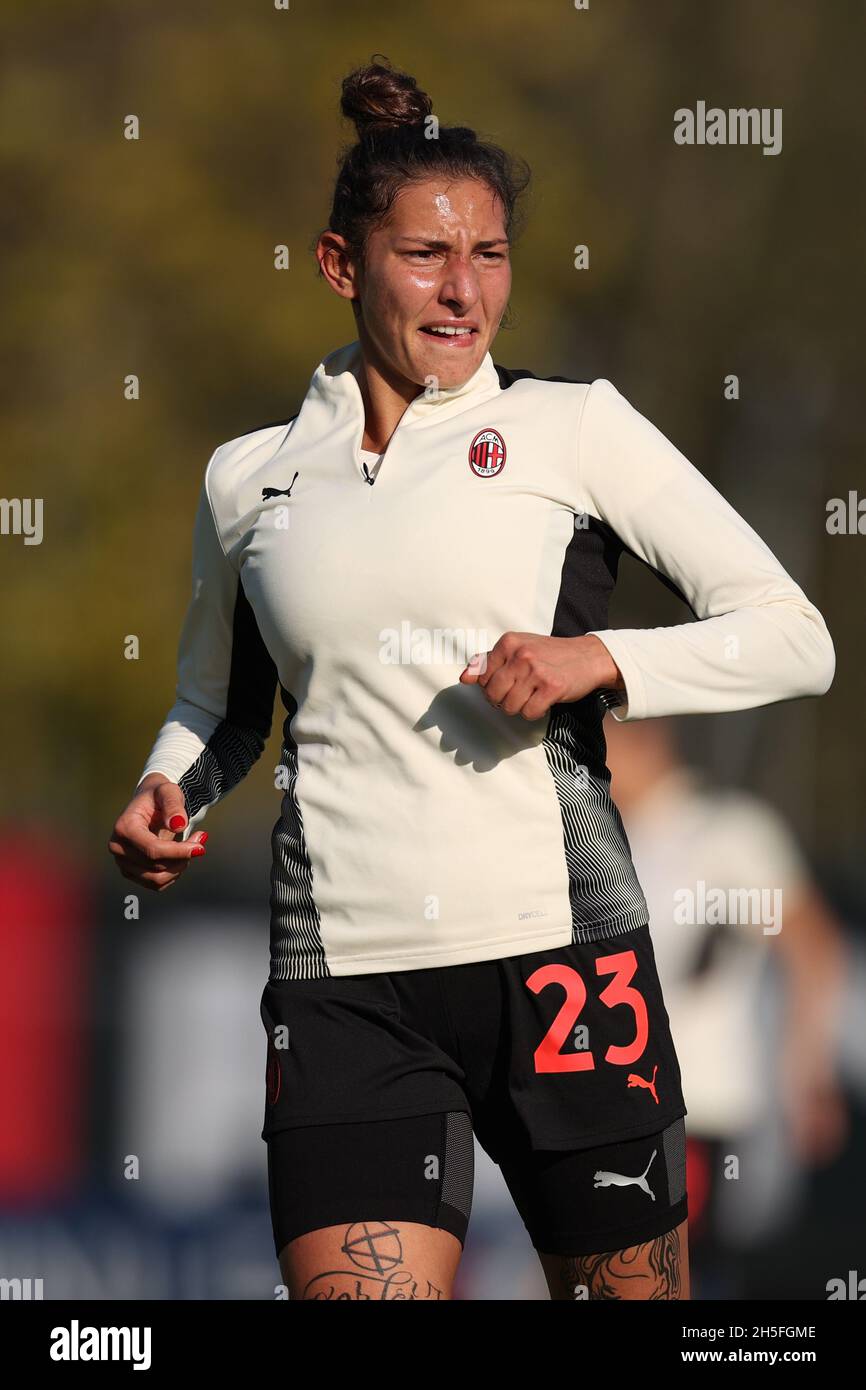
[169,815,186,830]
[190,846,206,858]
[198,833,209,844]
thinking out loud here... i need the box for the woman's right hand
[108,772,208,891]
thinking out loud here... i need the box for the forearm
[776,888,848,1067]
[578,378,836,722]
[582,633,626,692]
[589,595,834,722]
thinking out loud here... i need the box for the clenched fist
[459,631,623,720]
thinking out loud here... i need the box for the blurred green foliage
[1,0,862,869]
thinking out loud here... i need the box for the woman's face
[348,176,512,390]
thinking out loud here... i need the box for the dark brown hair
[321,56,532,280]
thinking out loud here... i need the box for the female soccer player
[108,58,835,1301]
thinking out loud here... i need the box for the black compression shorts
[259,923,688,1257]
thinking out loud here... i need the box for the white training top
[139,339,835,979]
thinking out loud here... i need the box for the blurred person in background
[604,715,848,1297]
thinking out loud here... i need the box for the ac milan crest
[468,428,506,477]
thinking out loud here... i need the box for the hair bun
[340,56,433,139]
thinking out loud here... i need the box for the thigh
[279,1221,462,1301]
[539,1217,690,1301]
[497,1117,689,1299]
[267,1111,474,1300]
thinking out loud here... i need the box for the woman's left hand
[459,632,623,720]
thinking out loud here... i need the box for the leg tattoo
[302,1222,444,1301]
[546,1222,687,1301]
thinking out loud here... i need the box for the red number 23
[525,950,648,1073]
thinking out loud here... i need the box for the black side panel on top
[268,685,326,980]
[178,580,279,818]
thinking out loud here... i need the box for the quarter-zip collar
[300,337,502,441]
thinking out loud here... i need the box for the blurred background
[1,0,864,1300]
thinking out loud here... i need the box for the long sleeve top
[139,341,835,978]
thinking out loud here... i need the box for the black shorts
[259,923,688,1257]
